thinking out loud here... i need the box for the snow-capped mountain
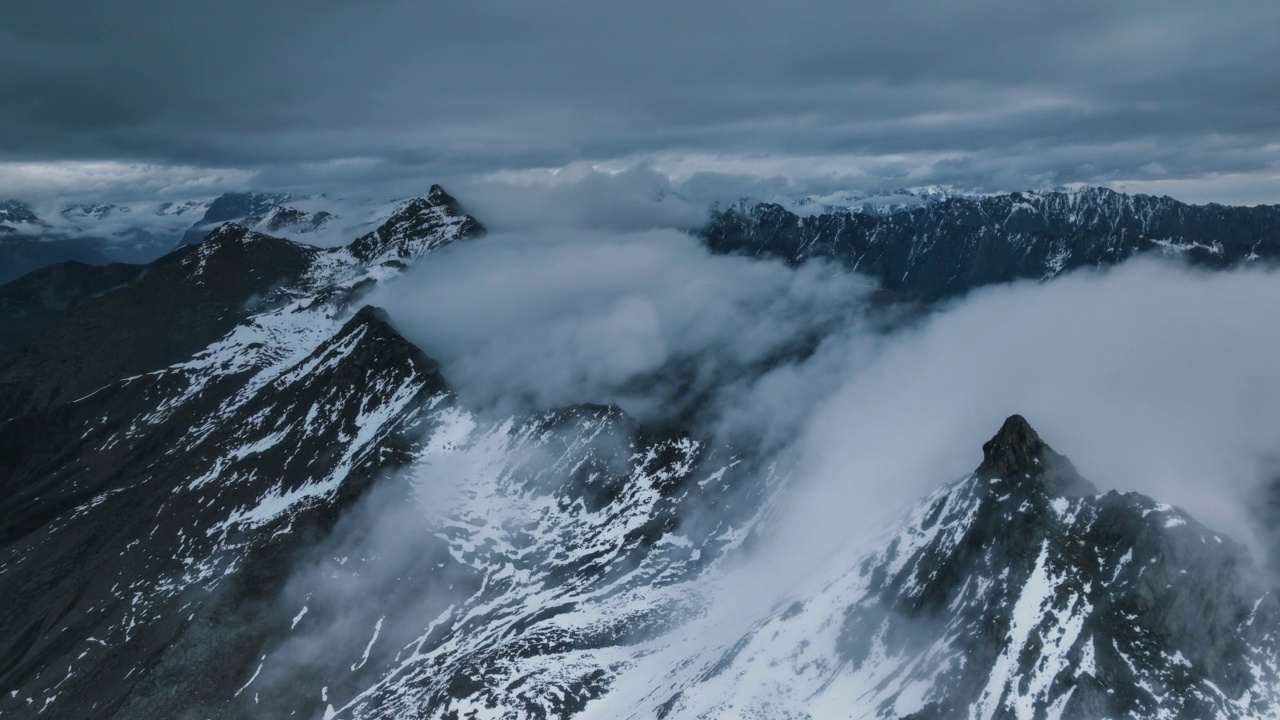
[0,198,205,274]
[30,199,214,262]
[612,416,1280,719]
[0,200,45,228]
[176,192,318,247]
[0,184,1277,719]
[0,190,391,276]
[704,186,1280,300]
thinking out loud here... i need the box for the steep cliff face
[704,187,1280,300]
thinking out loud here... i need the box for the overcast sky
[2,0,1279,204]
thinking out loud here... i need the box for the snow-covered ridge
[704,185,1280,301]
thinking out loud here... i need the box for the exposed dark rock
[978,413,1097,498]
[349,185,485,263]
[0,260,146,362]
[0,234,114,285]
[703,187,1280,301]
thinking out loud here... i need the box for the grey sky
[2,0,1279,203]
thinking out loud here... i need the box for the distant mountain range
[0,192,408,284]
[704,186,1280,300]
[6,185,1278,294]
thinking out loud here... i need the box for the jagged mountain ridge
[772,185,956,217]
[620,416,1280,719]
[0,186,418,276]
[0,184,1276,719]
[0,184,765,718]
[703,186,1280,300]
[0,185,483,416]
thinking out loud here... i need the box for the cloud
[0,160,257,204]
[2,0,1279,203]
[369,226,874,436]
[449,164,709,233]
[768,259,1280,590]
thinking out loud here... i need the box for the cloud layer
[4,0,1280,203]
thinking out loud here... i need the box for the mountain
[1,200,114,283]
[175,192,361,249]
[1,192,344,277]
[55,201,212,264]
[0,233,113,286]
[703,186,1280,300]
[349,185,485,264]
[0,183,1276,718]
[0,200,44,227]
[176,192,294,246]
[0,199,201,276]
[0,260,146,362]
[629,416,1280,719]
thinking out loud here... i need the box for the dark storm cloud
[2,0,1279,201]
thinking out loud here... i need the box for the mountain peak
[201,222,253,244]
[977,414,1097,497]
[348,185,484,264]
[979,414,1042,474]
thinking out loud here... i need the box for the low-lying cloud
[370,227,875,440]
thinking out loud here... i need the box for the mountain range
[703,186,1280,300]
[0,184,1277,718]
[0,192,406,284]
